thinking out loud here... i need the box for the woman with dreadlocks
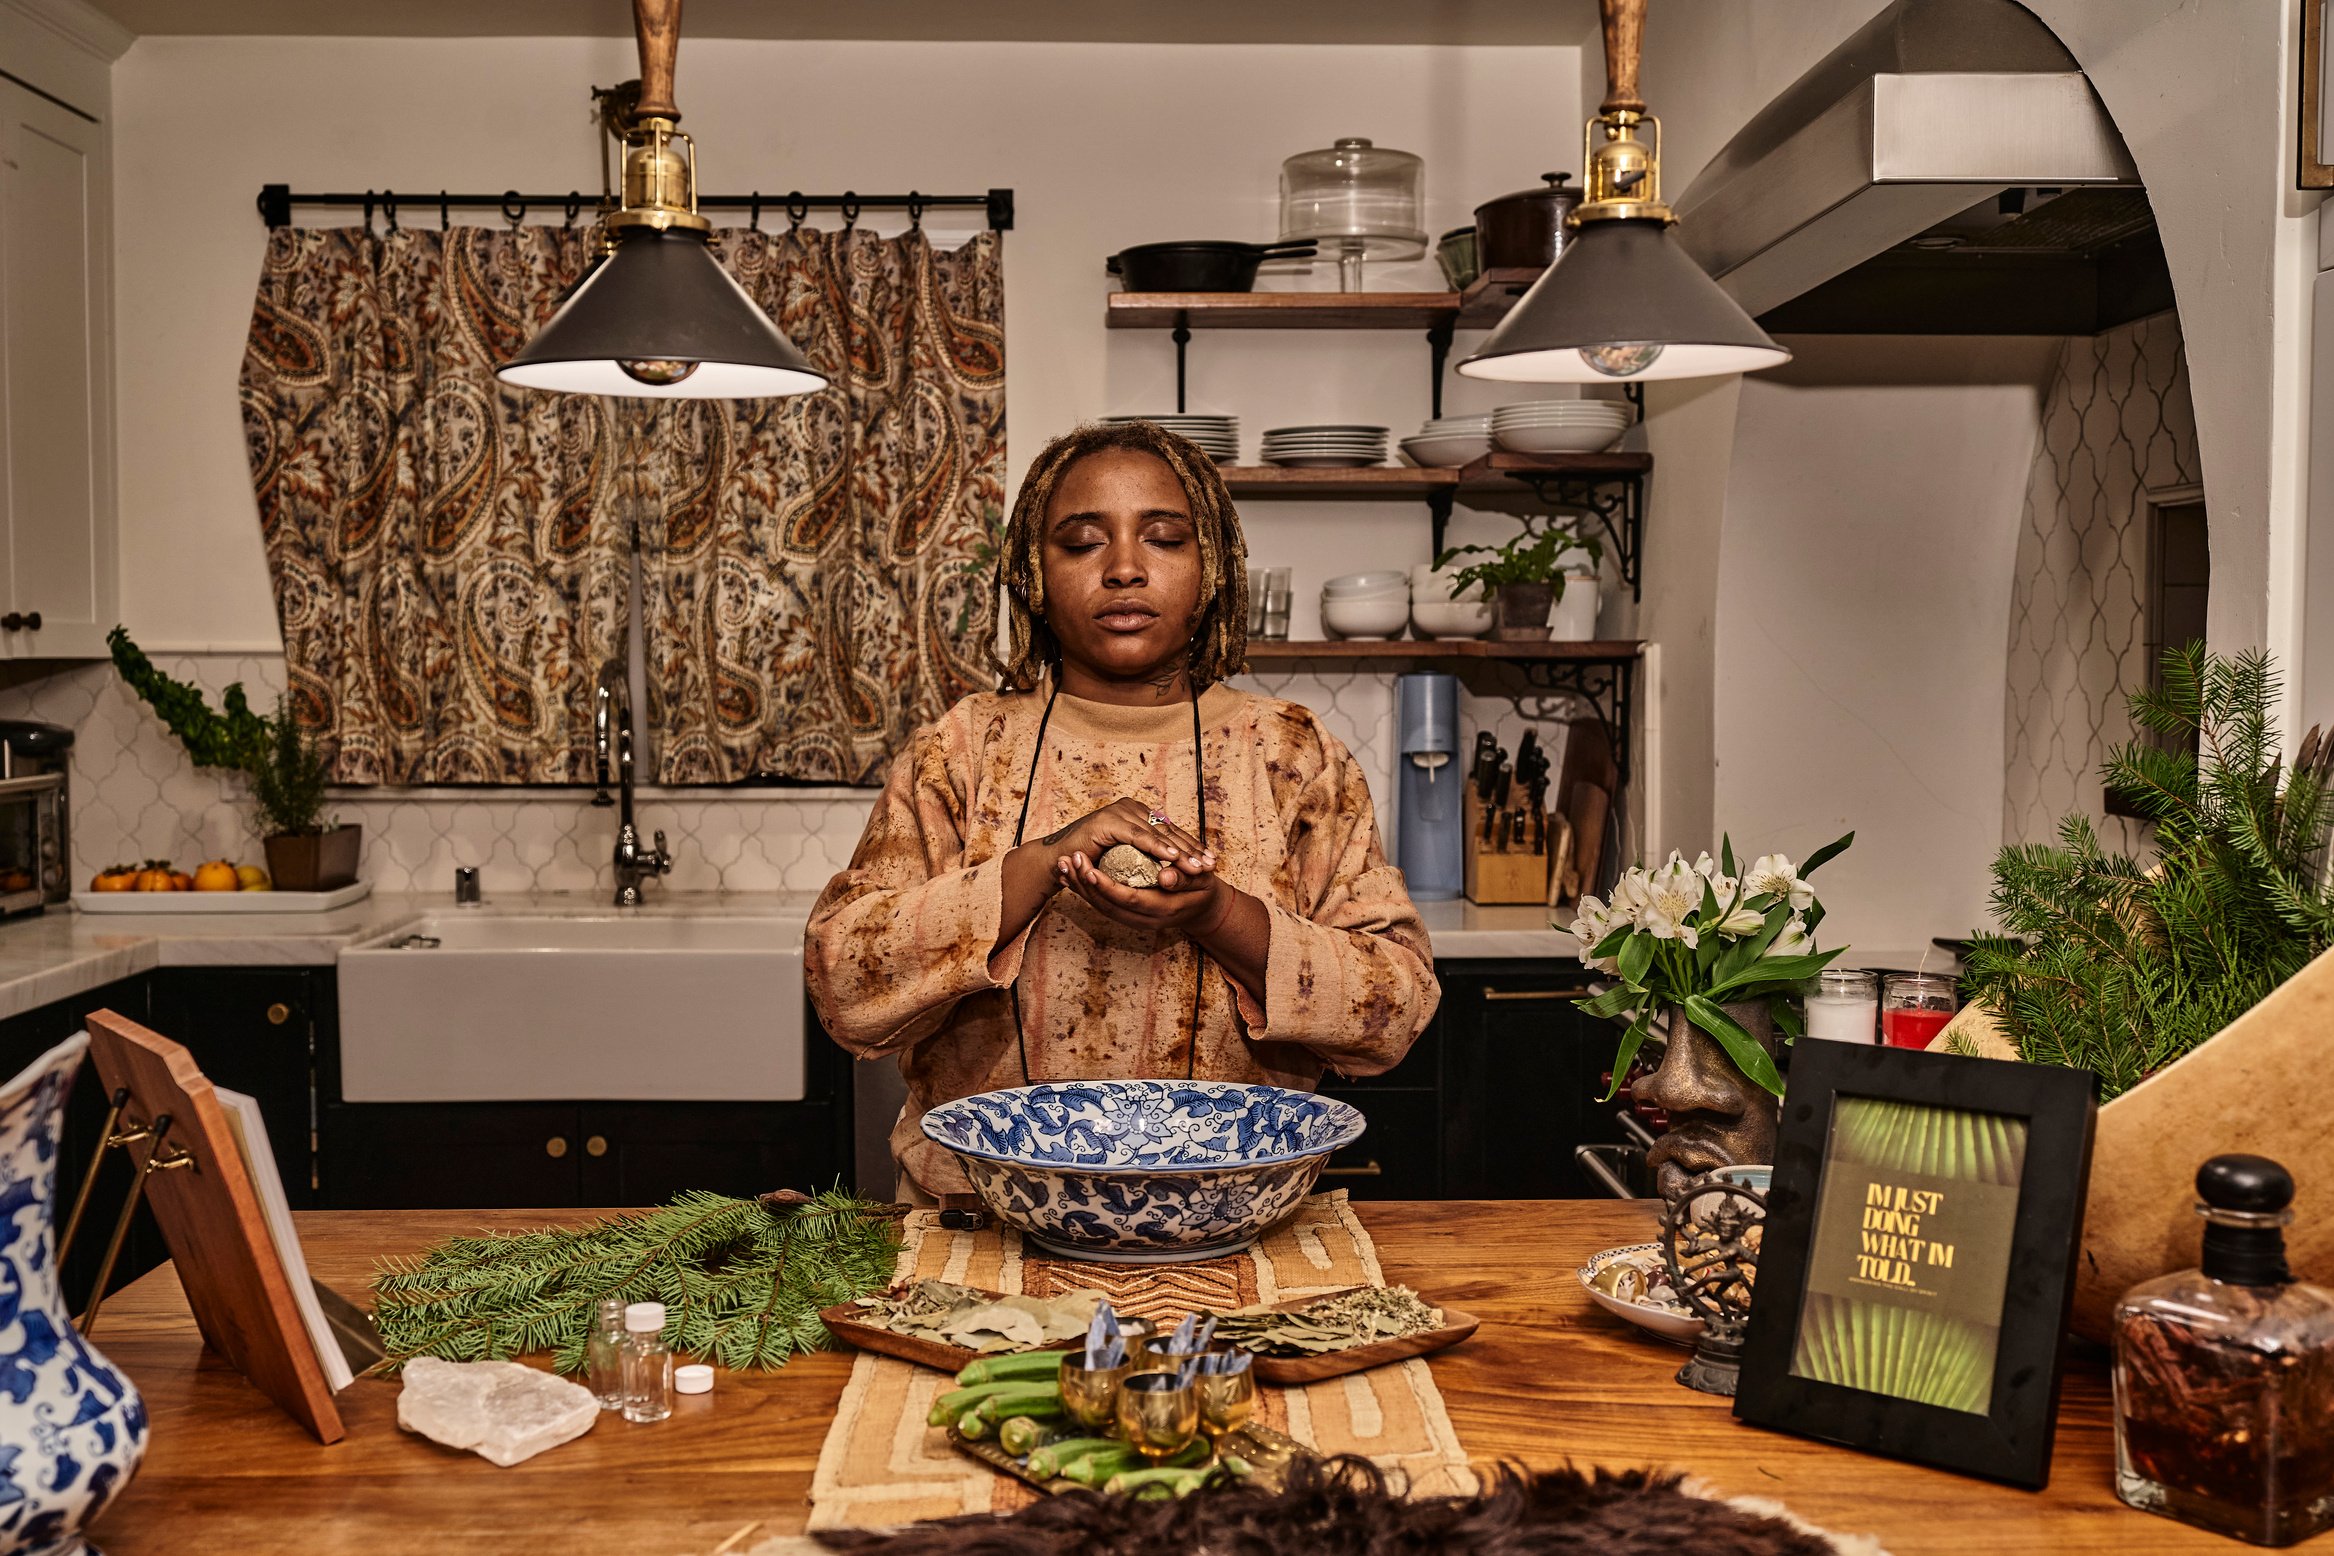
[806,421,1438,1201]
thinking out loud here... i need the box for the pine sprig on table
[370,1189,903,1374]
[1964,645,2334,1098]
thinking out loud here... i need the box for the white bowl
[1401,434,1493,468]
[1410,600,1492,639]
[1577,1243,1702,1346]
[1324,570,1409,596]
[1321,594,1411,639]
[1494,423,1624,454]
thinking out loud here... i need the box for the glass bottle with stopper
[2113,1155,2334,1545]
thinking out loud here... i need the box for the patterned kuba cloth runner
[805,1190,1477,1530]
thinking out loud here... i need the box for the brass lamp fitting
[608,116,710,235]
[1573,111,1672,228]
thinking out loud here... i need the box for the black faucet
[594,661,671,907]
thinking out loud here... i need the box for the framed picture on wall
[1734,1042,2097,1489]
[2305,0,2334,187]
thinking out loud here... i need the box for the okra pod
[1025,1437,1120,1479]
[954,1349,1068,1387]
[928,1379,1062,1427]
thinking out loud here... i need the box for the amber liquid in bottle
[2113,1155,2334,1546]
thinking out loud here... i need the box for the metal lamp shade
[1458,219,1789,384]
[497,228,828,399]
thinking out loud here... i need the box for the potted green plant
[107,627,361,891]
[1437,528,1603,641]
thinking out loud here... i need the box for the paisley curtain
[239,224,1003,786]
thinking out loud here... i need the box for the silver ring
[1146,811,1169,829]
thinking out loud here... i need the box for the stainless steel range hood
[1673,0,2149,334]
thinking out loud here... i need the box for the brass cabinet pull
[1482,987,1594,1002]
[265,1002,292,1025]
[585,1135,609,1158]
[1322,1159,1383,1178]
[545,1137,569,1158]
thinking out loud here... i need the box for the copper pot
[1473,173,1580,270]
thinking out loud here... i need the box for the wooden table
[90,1201,2213,1554]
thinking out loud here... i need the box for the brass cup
[1114,1371,1200,1462]
[1057,1354,1131,1432]
[1135,1331,1211,1374]
[1194,1355,1257,1441]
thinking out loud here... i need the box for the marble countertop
[0,885,1571,1025]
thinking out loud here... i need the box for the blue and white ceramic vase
[0,1034,145,1556]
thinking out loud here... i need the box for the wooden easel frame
[74,1009,344,1443]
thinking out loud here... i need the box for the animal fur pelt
[804,1454,1875,1555]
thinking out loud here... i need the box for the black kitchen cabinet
[0,975,148,1312]
[149,967,325,1207]
[318,1010,852,1211]
[1438,960,1630,1198]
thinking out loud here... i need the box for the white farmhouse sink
[337,913,806,1102]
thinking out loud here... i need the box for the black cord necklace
[1008,680,1209,1085]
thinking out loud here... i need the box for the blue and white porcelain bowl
[921,1081,1366,1263]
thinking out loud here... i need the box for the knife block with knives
[1462,728,1561,905]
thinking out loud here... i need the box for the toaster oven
[0,721,71,916]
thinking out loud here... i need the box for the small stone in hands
[1096,843,1163,888]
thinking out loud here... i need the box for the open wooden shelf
[1246,639,1642,662]
[1104,267,1548,333]
[1218,451,1650,498]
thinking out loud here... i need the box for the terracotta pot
[1934,948,2334,1343]
[263,825,362,892]
[1637,999,1782,1202]
[1492,582,1556,641]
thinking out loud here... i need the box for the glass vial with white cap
[586,1297,628,1409]
[620,1301,675,1423]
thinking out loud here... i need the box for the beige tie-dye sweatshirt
[805,682,1439,1197]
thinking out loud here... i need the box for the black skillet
[1107,239,1319,293]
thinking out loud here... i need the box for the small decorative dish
[1577,1242,1701,1346]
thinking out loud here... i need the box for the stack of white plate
[1321,570,1410,639]
[1261,425,1389,469]
[1399,412,1495,468]
[1491,400,1633,454]
[1101,413,1239,462]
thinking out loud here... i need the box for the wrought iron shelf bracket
[1512,472,1644,601]
[1512,654,1637,788]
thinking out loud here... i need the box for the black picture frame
[1735,1042,2097,1489]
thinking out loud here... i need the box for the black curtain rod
[256,183,1014,232]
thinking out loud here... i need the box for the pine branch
[370,1188,902,1374]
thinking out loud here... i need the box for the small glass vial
[2114,1155,2334,1545]
[620,1300,675,1424]
[586,1297,627,1410]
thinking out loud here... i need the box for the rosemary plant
[1965,646,2334,1098]
[371,1189,903,1374]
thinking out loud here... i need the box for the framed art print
[1735,1041,2097,1488]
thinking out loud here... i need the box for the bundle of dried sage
[1210,1286,1444,1356]
[849,1280,1105,1354]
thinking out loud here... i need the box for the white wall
[1712,338,2056,951]
[110,34,1582,652]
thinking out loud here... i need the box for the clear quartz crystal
[587,1298,627,1410]
[620,1301,675,1424]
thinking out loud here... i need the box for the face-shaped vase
[1636,1001,1780,1200]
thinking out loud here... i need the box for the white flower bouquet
[1568,833,1853,1097]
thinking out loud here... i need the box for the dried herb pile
[849,1280,1105,1353]
[1212,1287,1444,1356]
[372,1189,901,1374]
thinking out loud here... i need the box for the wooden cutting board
[820,1283,1479,1385]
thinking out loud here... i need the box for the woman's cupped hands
[1040,796,1231,936]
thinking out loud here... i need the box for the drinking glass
[1246,568,1267,635]
[1115,1371,1200,1462]
[1262,567,1293,641]
[1880,972,1958,1050]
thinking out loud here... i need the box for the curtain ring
[840,192,860,230]
[502,191,526,229]
[440,191,450,231]
[363,191,377,235]
[383,190,399,232]
[907,191,924,229]
[786,192,808,231]
[564,191,582,229]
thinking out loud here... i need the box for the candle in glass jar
[1804,968,1879,1044]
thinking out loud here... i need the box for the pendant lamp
[497,0,827,399]
[1458,0,1788,385]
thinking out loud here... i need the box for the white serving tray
[72,881,372,915]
